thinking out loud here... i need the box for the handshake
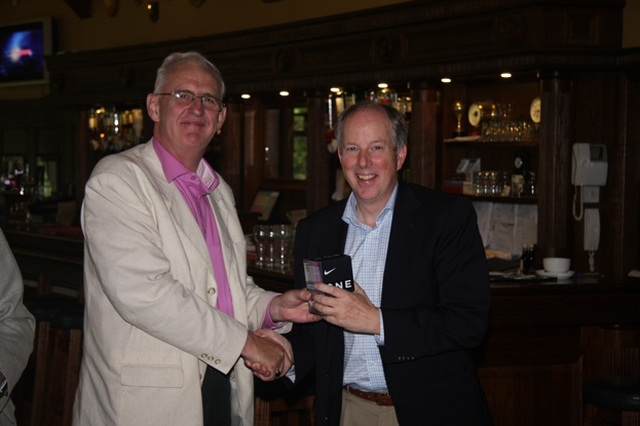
[240,285,322,381]
[242,254,373,381]
[242,328,293,381]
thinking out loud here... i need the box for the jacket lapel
[143,143,215,282]
[382,183,421,304]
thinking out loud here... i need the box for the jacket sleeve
[0,230,35,412]
[379,195,491,362]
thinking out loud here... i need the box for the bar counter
[4,225,640,425]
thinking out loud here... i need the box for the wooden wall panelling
[624,66,640,271]
[241,99,265,211]
[278,105,295,181]
[572,71,621,277]
[613,54,640,278]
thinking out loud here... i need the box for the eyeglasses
[155,90,225,111]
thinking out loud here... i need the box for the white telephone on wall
[571,143,608,187]
[571,144,608,226]
[571,143,607,271]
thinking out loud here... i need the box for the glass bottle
[525,172,537,196]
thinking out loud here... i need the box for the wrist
[240,330,253,359]
[267,295,283,323]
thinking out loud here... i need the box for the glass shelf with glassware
[443,139,538,148]
[87,105,145,154]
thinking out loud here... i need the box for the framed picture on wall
[250,190,280,221]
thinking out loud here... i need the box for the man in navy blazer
[286,101,493,425]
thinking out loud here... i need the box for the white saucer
[535,269,575,279]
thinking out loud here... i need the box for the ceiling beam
[62,0,92,19]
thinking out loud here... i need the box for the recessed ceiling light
[279,91,289,97]
[501,72,512,78]
[241,94,250,99]
[377,83,388,89]
[441,78,452,83]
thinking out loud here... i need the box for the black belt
[344,385,393,406]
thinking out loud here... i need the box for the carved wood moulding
[46,0,625,104]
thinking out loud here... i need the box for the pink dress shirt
[153,139,280,327]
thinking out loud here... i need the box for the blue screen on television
[0,22,46,83]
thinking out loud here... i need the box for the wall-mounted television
[0,17,55,87]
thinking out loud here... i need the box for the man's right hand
[241,330,291,381]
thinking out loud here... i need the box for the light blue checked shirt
[341,184,398,393]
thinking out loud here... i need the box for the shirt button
[214,359,221,365]
[208,287,216,295]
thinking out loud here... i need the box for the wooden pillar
[538,71,573,259]
[409,81,441,189]
[306,90,331,215]
[239,98,266,211]
[218,96,245,208]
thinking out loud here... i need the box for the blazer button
[208,287,216,295]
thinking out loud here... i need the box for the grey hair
[154,51,226,98]
[335,101,408,154]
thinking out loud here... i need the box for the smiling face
[147,61,226,171]
[338,105,407,218]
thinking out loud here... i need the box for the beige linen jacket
[73,141,287,426]
[0,230,35,426]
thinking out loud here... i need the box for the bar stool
[41,305,84,426]
[583,378,640,425]
[582,326,640,426]
[12,275,83,426]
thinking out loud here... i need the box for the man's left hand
[311,282,380,334]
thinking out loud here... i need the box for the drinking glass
[252,225,269,268]
[273,224,293,271]
[267,226,276,269]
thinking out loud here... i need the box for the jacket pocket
[120,364,184,388]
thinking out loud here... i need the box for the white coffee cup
[543,257,571,273]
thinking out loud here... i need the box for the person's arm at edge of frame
[0,230,35,414]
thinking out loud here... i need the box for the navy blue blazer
[287,181,493,426]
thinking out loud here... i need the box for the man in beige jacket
[73,52,318,426]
